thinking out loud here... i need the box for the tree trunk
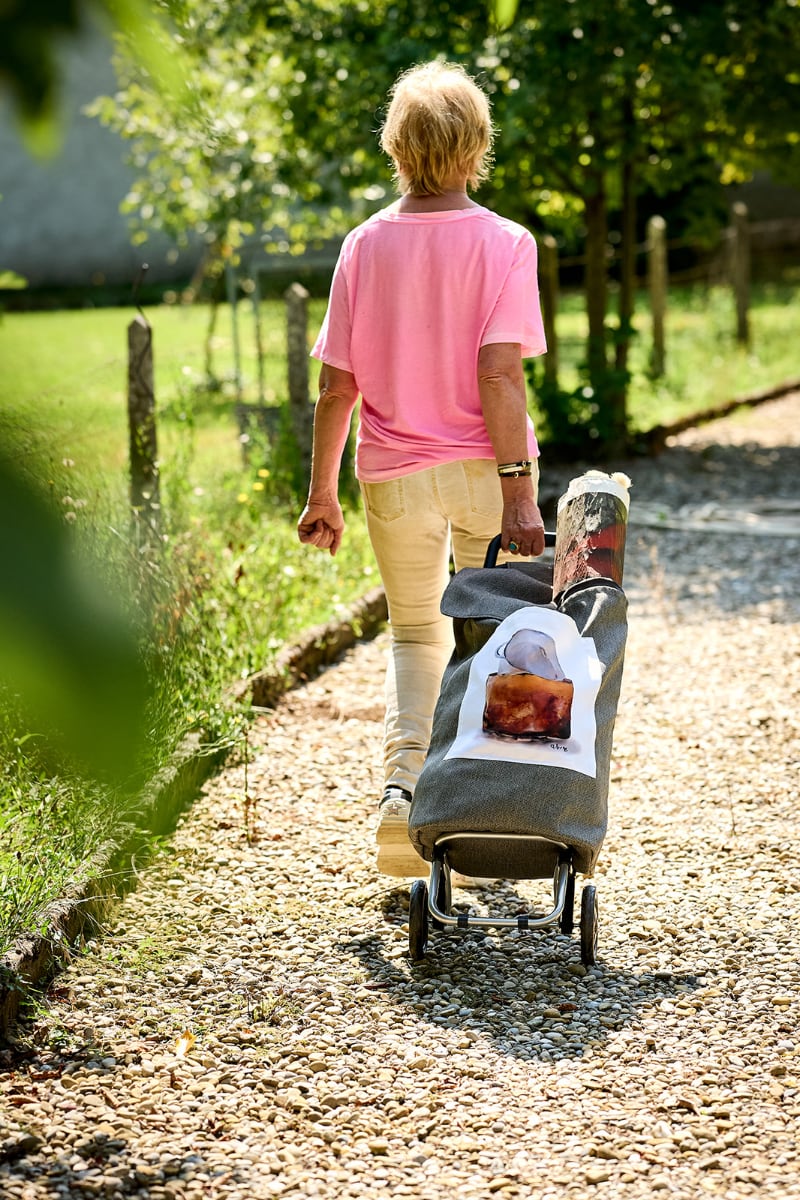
[732,202,750,347]
[583,186,609,383]
[601,155,636,454]
[584,177,628,456]
[539,234,559,386]
[615,157,636,377]
[648,215,668,378]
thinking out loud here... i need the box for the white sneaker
[375,787,427,877]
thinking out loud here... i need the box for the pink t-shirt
[311,204,547,483]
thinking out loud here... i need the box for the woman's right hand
[297,498,345,556]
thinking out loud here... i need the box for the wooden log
[552,472,630,600]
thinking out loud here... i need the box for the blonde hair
[380,61,494,196]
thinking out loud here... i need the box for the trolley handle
[484,531,556,569]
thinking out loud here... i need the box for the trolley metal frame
[408,834,599,964]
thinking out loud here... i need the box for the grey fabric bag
[408,561,627,878]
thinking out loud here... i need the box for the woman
[298,61,547,876]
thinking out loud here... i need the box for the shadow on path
[334,882,699,1066]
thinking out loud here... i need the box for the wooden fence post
[732,202,751,347]
[647,215,667,378]
[226,261,243,402]
[285,282,313,480]
[539,234,559,386]
[252,270,266,406]
[127,313,160,536]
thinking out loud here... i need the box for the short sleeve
[310,243,353,370]
[480,232,547,359]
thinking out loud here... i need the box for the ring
[509,541,519,553]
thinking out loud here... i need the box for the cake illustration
[482,628,574,740]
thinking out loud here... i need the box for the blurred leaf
[491,0,518,30]
[0,450,150,784]
[104,0,190,106]
[0,270,27,289]
[0,0,189,154]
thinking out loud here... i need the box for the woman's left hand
[501,492,546,558]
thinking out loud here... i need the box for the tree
[87,0,382,379]
[88,1,386,267]
[97,0,800,454]
[273,0,799,452]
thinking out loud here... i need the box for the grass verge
[0,306,373,956]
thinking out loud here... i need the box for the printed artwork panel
[445,607,602,778]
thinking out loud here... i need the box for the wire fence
[555,216,800,273]
[5,206,797,500]
[537,206,800,385]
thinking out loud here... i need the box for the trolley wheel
[431,862,452,931]
[560,867,576,936]
[580,885,599,966]
[408,880,429,961]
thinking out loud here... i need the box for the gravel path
[2,395,799,1199]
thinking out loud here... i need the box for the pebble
[2,395,800,1199]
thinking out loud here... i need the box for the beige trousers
[360,457,540,796]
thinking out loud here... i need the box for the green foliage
[86,1,380,270]
[0,479,377,954]
[87,41,287,261]
[491,0,519,30]
[626,281,800,429]
[529,367,631,461]
[0,730,125,950]
[527,281,800,454]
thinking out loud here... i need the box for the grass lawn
[0,297,328,498]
